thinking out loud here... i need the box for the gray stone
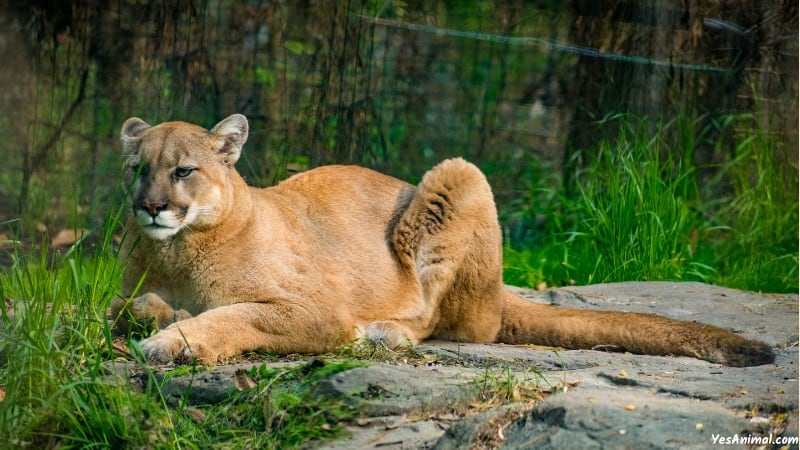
[137,282,797,449]
[159,361,300,406]
[324,417,447,449]
[432,406,522,450]
[501,389,754,450]
[311,364,480,417]
[419,342,798,412]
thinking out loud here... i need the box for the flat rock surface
[156,282,798,449]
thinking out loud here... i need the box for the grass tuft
[709,123,799,292]
[503,114,798,293]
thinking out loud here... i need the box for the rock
[338,282,797,449]
[137,282,797,449]
[500,389,755,450]
[311,364,480,417]
[419,342,798,413]
[159,362,300,406]
[312,364,484,449]
[325,417,447,450]
[432,406,523,450]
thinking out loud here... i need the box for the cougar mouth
[135,209,185,240]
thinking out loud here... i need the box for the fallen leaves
[184,406,205,423]
[112,338,132,359]
[51,228,89,247]
[234,368,257,391]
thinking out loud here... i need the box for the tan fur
[113,114,775,367]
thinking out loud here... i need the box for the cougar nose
[141,201,167,217]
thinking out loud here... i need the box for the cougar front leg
[139,302,354,364]
[363,320,424,348]
[111,293,192,335]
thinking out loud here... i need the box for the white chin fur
[136,210,184,240]
[142,225,181,240]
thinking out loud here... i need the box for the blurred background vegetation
[0,0,796,291]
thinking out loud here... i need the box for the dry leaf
[112,339,131,358]
[51,229,88,247]
[0,237,21,249]
[624,404,636,411]
[184,406,205,423]
[618,369,628,377]
[234,368,257,391]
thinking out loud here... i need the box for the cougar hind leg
[388,158,505,344]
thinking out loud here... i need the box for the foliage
[0,213,126,447]
[3,1,794,232]
[710,122,799,292]
[502,115,798,293]
[166,360,361,449]
[0,217,360,449]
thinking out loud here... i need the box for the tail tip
[711,339,776,367]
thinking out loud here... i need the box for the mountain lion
[112,114,774,367]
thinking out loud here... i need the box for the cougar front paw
[113,293,191,336]
[139,326,218,365]
[364,321,417,348]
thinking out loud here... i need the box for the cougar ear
[209,114,249,166]
[120,118,151,152]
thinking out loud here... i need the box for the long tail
[497,290,775,367]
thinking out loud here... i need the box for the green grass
[159,360,362,449]
[0,221,128,447]
[709,125,799,292]
[0,215,361,449]
[502,115,798,293]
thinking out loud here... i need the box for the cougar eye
[174,167,194,178]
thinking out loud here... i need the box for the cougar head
[120,114,249,240]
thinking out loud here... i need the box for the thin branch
[31,66,89,173]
